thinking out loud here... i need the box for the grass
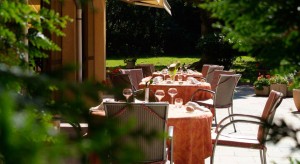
[106,57,200,69]
[106,56,257,84]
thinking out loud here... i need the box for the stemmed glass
[155,90,165,102]
[168,88,178,104]
[123,88,133,102]
[161,69,168,80]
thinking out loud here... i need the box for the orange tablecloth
[152,72,203,81]
[168,105,213,164]
[139,81,212,104]
[89,103,213,164]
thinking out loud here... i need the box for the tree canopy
[200,0,300,70]
[106,0,203,58]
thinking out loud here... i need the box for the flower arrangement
[168,62,180,81]
[287,72,300,90]
[168,62,180,74]
[253,76,270,90]
[106,67,121,74]
[269,74,288,85]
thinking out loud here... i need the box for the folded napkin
[153,76,163,84]
[185,101,211,112]
[187,77,201,84]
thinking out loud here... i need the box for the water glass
[175,98,183,108]
[178,74,183,82]
[162,69,168,80]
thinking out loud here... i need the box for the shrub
[269,75,289,85]
[254,77,270,90]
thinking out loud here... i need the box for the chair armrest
[168,126,174,164]
[214,119,266,143]
[215,114,263,133]
[190,88,215,101]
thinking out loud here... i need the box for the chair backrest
[109,74,134,101]
[120,69,143,90]
[201,64,214,78]
[135,89,157,102]
[136,64,155,77]
[104,102,169,163]
[214,74,241,108]
[210,70,235,91]
[206,65,224,83]
[257,90,283,143]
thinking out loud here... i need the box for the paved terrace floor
[205,85,300,164]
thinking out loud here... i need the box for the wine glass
[168,88,178,104]
[123,88,133,102]
[155,90,165,102]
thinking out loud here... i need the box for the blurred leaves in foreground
[0,64,147,163]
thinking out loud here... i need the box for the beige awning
[121,0,171,15]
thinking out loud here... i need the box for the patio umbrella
[121,0,172,15]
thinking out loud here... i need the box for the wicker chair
[136,64,155,77]
[210,70,235,91]
[210,90,283,164]
[104,102,173,164]
[205,65,224,84]
[191,74,241,130]
[120,68,144,90]
[201,64,215,78]
[109,74,135,101]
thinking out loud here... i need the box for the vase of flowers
[289,72,300,111]
[253,76,270,96]
[168,62,180,81]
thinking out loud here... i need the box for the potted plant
[269,74,289,97]
[286,73,295,97]
[124,57,137,68]
[253,76,270,96]
[289,73,300,111]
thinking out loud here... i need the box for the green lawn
[106,56,257,84]
[106,57,200,69]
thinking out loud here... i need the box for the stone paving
[205,85,300,164]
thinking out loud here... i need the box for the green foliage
[0,0,71,67]
[288,72,300,90]
[106,0,203,57]
[253,77,270,90]
[0,64,153,163]
[269,74,289,85]
[124,57,137,63]
[195,32,243,70]
[0,1,151,163]
[200,0,300,70]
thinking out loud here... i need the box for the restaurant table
[88,102,213,164]
[152,71,203,81]
[139,80,212,104]
[168,104,213,164]
[89,103,213,164]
